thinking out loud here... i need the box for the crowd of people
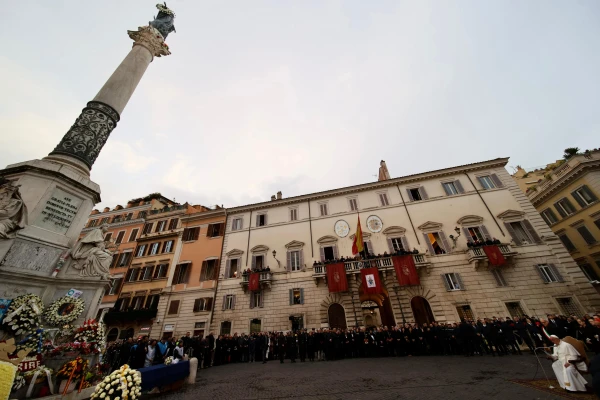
[101,313,600,373]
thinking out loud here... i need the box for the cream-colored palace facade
[209,158,600,335]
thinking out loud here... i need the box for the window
[348,198,358,211]
[505,302,525,318]
[572,185,598,207]
[182,227,200,241]
[173,263,190,284]
[477,174,503,190]
[252,255,265,269]
[491,269,508,287]
[554,198,576,218]
[504,220,540,245]
[162,240,174,253]
[127,268,140,282]
[143,223,153,234]
[200,259,218,281]
[256,214,267,227]
[319,203,328,216]
[541,208,558,225]
[131,296,144,310]
[207,223,225,238]
[576,225,597,245]
[456,305,474,321]
[559,233,576,252]
[290,288,304,305]
[389,237,406,252]
[232,218,243,231]
[100,217,109,224]
[141,266,153,280]
[407,187,428,202]
[153,263,168,279]
[425,232,448,255]
[290,208,298,221]
[88,219,98,227]
[115,231,126,244]
[464,226,486,242]
[250,291,263,309]
[117,252,132,267]
[114,298,127,311]
[111,253,121,268]
[556,297,581,316]
[168,300,180,315]
[595,219,600,232]
[536,264,564,283]
[378,192,390,207]
[320,245,338,261]
[168,218,179,230]
[107,278,123,295]
[288,250,302,272]
[149,242,160,255]
[442,181,464,196]
[145,294,160,310]
[135,244,147,257]
[226,258,239,278]
[223,295,235,310]
[105,233,113,242]
[138,210,147,219]
[129,229,139,242]
[220,321,231,335]
[579,263,600,282]
[442,273,464,291]
[155,220,167,232]
[125,213,133,220]
[193,298,213,312]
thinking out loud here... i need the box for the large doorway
[250,318,261,333]
[410,296,435,324]
[323,246,335,261]
[328,303,347,329]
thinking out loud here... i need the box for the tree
[563,147,580,160]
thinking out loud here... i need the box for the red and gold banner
[392,255,420,286]
[482,245,506,267]
[327,263,348,293]
[360,267,382,295]
[249,273,260,291]
[352,216,364,255]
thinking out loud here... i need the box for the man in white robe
[548,335,588,392]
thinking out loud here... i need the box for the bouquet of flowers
[2,294,44,336]
[56,357,89,381]
[91,364,142,400]
[163,356,173,365]
[47,341,100,357]
[74,319,106,351]
[44,296,85,326]
[17,328,45,355]
[23,366,53,384]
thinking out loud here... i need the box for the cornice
[89,204,152,219]
[180,208,226,222]
[530,160,600,206]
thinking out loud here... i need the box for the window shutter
[400,236,410,252]
[225,260,231,279]
[577,226,597,245]
[535,266,549,283]
[256,215,260,227]
[300,288,304,305]
[441,183,451,196]
[366,241,374,255]
[477,177,486,189]
[521,220,541,243]
[582,185,598,202]
[333,244,339,259]
[491,269,507,287]
[259,291,264,308]
[549,263,564,282]
[439,231,451,253]
[564,198,576,213]
[455,273,465,290]
[193,299,201,312]
[480,225,491,241]
[441,274,451,291]
[232,295,236,310]
[406,189,414,202]
[218,223,225,236]
[503,222,522,246]
[250,293,255,309]
[559,234,576,252]
[212,259,220,279]
[251,255,256,270]
[490,174,504,188]
[419,187,429,200]
[423,233,435,254]
[207,297,213,311]
[319,247,325,262]
[454,180,465,194]
[222,295,226,310]
[193,227,200,240]
[183,264,191,283]
[571,190,587,208]
[387,238,394,253]
[289,289,293,306]
[111,253,120,268]
[462,227,471,241]
[263,215,268,225]
[554,202,567,218]
[299,250,304,269]
[286,251,291,271]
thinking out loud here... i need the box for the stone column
[45,26,171,176]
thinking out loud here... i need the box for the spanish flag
[352,216,364,256]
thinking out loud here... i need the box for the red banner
[360,267,382,295]
[392,255,420,286]
[326,263,348,293]
[249,273,260,291]
[483,245,506,267]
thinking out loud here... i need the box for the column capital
[128,26,171,59]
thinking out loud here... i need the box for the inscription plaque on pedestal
[33,188,83,234]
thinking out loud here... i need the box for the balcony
[240,272,273,291]
[103,308,157,324]
[467,243,518,270]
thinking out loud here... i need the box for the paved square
[158,355,573,399]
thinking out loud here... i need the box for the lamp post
[448,226,462,249]
[392,285,406,324]
[350,291,359,328]
[272,250,281,269]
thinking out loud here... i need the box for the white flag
[366,274,376,288]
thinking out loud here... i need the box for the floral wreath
[163,356,173,365]
[91,364,142,400]
[44,296,85,326]
[2,294,44,336]
[74,319,106,350]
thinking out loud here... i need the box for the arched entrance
[328,303,347,329]
[410,296,435,325]
[107,328,119,342]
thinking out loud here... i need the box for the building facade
[210,158,600,335]
[514,150,600,283]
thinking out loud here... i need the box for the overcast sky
[2,1,599,209]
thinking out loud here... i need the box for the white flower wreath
[43,296,85,326]
[2,294,44,336]
[91,365,142,400]
[163,356,173,365]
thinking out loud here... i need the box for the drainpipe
[246,210,253,266]
[208,208,228,333]
[308,199,314,258]
[396,185,420,245]
[464,173,505,237]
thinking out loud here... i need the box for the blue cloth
[157,341,167,356]
[137,361,190,391]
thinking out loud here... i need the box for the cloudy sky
[2,1,599,209]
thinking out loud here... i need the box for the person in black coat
[288,332,298,363]
[298,330,308,362]
[307,331,316,361]
[277,332,286,363]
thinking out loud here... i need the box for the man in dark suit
[277,332,286,363]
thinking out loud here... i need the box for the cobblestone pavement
[157,355,572,400]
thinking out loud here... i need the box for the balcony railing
[467,243,517,269]
[103,308,157,324]
[240,272,273,290]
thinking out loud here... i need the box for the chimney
[378,160,391,181]
[277,191,282,200]
[103,207,110,213]
[271,195,276,201]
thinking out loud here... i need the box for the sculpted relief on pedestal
[69,224,117,279]
[0,178,28,240]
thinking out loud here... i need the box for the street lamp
[272,250,281,269]
[448,226,462,249]
[392,285,406,324]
